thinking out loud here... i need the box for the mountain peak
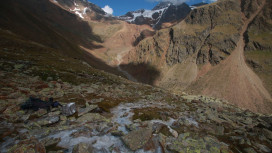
[152,1,172,10]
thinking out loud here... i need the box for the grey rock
[214,125,224,136]
[122,127,152,151]
[263,129,272,140]
[91,98,104,104]
[111,130,125,137]
[41,137,61,147]
[256,143,271,153]
[36,116,60,126]
[72,142,93,153]
[62,103,76,116]
[243,148,257,153]
[76,113,108,123]
[78,105,98,117]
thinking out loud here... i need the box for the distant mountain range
[118,1,196,29]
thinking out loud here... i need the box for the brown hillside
[0,0,123,76]
[126,0,272,114]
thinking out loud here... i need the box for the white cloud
[102,5,113,15]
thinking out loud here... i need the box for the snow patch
[75,11,84,19]
[83,7,89,14]
[70,7,85,19]
[74,2,79,7]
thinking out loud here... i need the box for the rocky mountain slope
[1,28,272,153]
[124,0,272,114]
[0,0,272,152]
[118,1,191,29]
[0,0,122,76]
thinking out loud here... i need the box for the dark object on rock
[49,97,63,107]
[20,97,62,111]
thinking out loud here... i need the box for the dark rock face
[119,2,191,29]
[244,0,272,51]
[133,30,156,46]
[154,3,191,29]
[243,0,272,95]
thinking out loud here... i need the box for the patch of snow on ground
[74,2,79,7]
[75,11,84,19]
[83,7,89,14]
[70,7,80,11]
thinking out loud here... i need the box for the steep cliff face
[168,0,242,66]
[128,0,242,79]
[244,0,272,96]
[126,0,272,114]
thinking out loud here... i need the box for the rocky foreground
[1,59,272,153]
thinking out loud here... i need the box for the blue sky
[88,0,217,16]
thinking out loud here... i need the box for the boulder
[62,103,76,116]
[166,133,227,153]
[243,148,257,153]
[111,130,125,137]
[121,127,152,151]
[263,129,272,140]
[41,137,61,147]
[36,116,60,126]
[72,142,93,153]
[8,137,46,153]
[77,105,98,117]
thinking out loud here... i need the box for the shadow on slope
[120,62,161,85]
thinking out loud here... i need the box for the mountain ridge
[118,1,191,29]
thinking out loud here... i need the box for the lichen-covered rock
[40,137,61,147]
[8,137,46,153]
[72,142,93,153]
[77,104,98,117]
[76,113,108,123]
[122,127,153,151]
[36,116,60,126]
[166,133,228,153]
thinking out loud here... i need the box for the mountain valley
[0,0,272,152]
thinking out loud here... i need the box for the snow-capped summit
[118,2,191,29]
